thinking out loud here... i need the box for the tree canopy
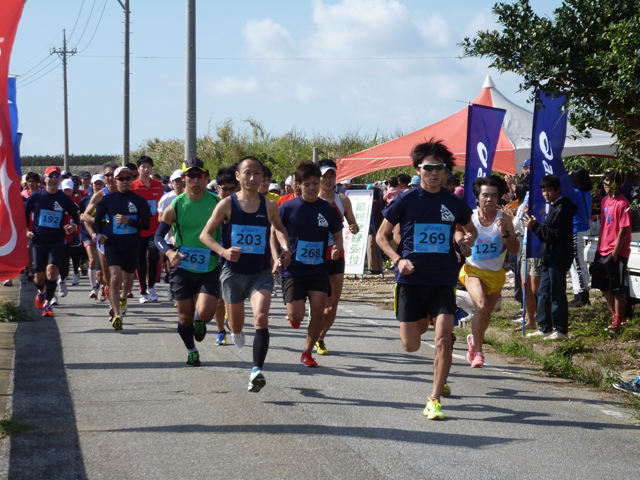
[460,0,640,161]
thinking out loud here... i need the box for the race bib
[179,246,211,272]
[113,215,137,235]
[231,225,267,254]
[296,240,324,265]
[39,209,62,228]
[148,200,157,216]
[328,232,334,246]
[413,223,450,253]
[471,235,501,261]
[96,242,105,255]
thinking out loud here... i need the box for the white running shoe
[3,279,13,287]
[58,279,68,297]
[89,289,98,299]
[72,275,80,286]
[231,331,245,349]
[99,285,107,302]
[148,287,158,302]
[139,293,150,304]
[51,295,59,306]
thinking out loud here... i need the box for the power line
[73,0,98,47]
[16,55,54,78]
[75,54,462,60]
[67,0,87,43]
[16,57,59,84]
[11,30,63,71]
[17,63,61,89]
[77,0,108,53]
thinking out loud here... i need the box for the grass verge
[0,417,26,438]
[0,300,35,323]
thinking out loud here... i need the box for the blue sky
[10,0,560,156]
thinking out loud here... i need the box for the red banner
[0,0,27,281]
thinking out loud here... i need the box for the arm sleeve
[154,222,172,254]
[94,202,105,234]
[129,217,151,230]
[24,194,35,227]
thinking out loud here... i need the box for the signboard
[344,190,373,275]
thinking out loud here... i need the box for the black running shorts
[32,243,65,273]
[395,283,457,322]
[282,274,331,304]
[105,251,138,274]
[170,265,220,301]
[590,251,628,295]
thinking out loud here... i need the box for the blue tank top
[222,193,272,274]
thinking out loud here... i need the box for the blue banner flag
[8,77,20,176]
[463,104,507,210]
[526,90,575,258]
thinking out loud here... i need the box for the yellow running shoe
[119,299,127,316]
[423,397,444,420]
[442,384,451,396]
[315,339,329,355]
[112,315,123,331]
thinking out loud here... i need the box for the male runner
[94,167,151,330]
[258,165,280,203]
[457,176,519,368]
[315,158,359,355]
[276,161,344,367]
[376,140,477,420]
[80,174,106,299]
[200,156,291,391]
[131,155,164,303]
[158,170,184,290]
[24,166,80,317]
[154,158,221,366]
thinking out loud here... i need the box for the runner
[79,174,106,299]
[376,140,477,420]
[457,176,519,368]
[94,167,152,330]
[258,165,280,203]
[275,161,344,368]
[154,158,221,366]
[199,156,291,391]
[158,169,184,291]
[315,158,359,355]
[131,155,165,303]
[59,179,84,293]
[24,166,80,317]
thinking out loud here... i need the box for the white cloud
[242,18,296,58]
[206,76,259,97]
[417,13,453,49]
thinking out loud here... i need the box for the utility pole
[51,29,76,172]
[117,0,130,166]
[185,0,196,160]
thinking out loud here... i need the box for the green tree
[460,0,640,160]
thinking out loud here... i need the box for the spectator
[397,173,411,192]
[523,174,577,340]
[383,176,400,203]
[337,178,353,194]
[590,170,632,333]
[569,168,592,307]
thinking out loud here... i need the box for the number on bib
[296,240,324,265]
[231,225,267,254]
[471,235,501,261]
[39,209,62,228]
[148,200,157,216]
[413,223,450,253]
[113,215,137,235]
[179,246,211,272]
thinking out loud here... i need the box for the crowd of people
[8,139,640,417]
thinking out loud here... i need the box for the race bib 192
[39,209,62,228]
[296,240,324,265]
[231,225,267,254]
[413,223,450,254]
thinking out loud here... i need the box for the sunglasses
[419,163,446,172]
[220,186,236,192]
[104,173,114,178]
[47,175,61,179]
[117,176,132,182]
[186,171,205,179]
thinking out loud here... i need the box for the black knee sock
[178,323,196,350]
[45,279,57,302]
[253,328,270,369]
[35,282,45,293]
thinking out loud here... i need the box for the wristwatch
[502,231,511,238]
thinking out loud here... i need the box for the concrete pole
[123,0,130,166]
[62,30,70,172]
[185,0,197,160]
[313,147,319,163]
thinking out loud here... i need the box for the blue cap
[520,159,531,167]
[410,175,420,186]
[366,183,374,190]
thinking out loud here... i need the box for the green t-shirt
[171,191,221,273]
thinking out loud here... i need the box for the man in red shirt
[131,155,165,302]
[592,170,632,332]
[277,177,300,207]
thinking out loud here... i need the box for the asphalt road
[1,276,638,480]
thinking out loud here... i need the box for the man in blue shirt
[376,140,477,420]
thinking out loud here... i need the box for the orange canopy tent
[336,76,616,182]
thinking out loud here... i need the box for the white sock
[188,347,198,354]
[89,268,97,288]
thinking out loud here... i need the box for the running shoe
[58,279,68,297]
[51,295,58,306]
[80,264,88,276]
[119,299,128,316]
[216,331,227,346]
[35,291,46,310]
[287,317,301,329]
[3,279,13,287]
[112,315,123,331]
[42,303,53,317]
[194,319,207,342]
[99,285,107,302]
[139,293,150,304]
[105,284,110,300]
[423,397,444,420]
[232,331,245,349]
[89,289,98,299]
[109,306,114,317]
[148,287,159,302]
[248,367,266,392]
[127,291,134,299]
[315,339,329,355]
[466,334,475,365]
[471,352,485,368]
[72,275,80,286]
[300,352,318,367]
[442,384,451,396]
[167,290,174,302]
[187,351,201,367]
[612,376,640,397]
[271,285,277,298]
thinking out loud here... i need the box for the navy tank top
[222,193,272,274]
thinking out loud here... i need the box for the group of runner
[21,139,524,419]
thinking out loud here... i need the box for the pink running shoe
[466,334,475,364]
[471,352,485,368]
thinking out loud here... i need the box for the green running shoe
[423,398,444,420]
[194,319,206,342]
[248,368,266,392]
[187,351,201,367]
